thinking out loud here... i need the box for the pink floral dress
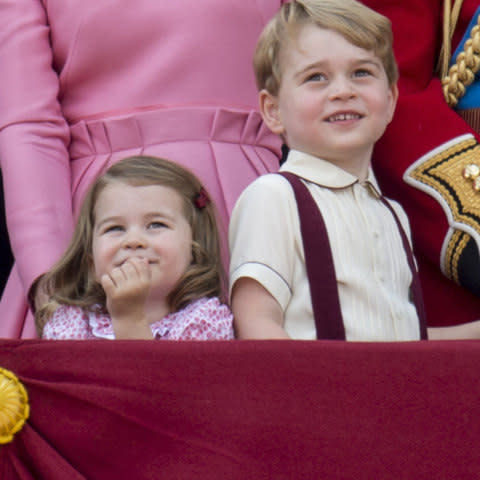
[42,297,234,340]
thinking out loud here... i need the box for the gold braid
[442,8,480,107]
[437,0,463,79]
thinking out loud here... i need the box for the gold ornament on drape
[0,367,30,444]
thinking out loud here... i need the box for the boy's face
[259,24,398,174]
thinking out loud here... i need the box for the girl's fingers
[103,258,151,292]
[122,257,151,282]
[100,272,115,292]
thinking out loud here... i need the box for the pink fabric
[0,0,284,338]
[1,339,480,479]
[43,297,234,340]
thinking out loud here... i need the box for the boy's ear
[259,89,285,135]
[387,83,399,123]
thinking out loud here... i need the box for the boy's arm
[428,321,480,340]
[231,277,290,339]
[229,175,297,339]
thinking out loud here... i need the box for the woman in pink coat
[0,0,284,338]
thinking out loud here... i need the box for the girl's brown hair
[35,156,224,335]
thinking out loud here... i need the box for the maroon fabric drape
[1,339,480,479]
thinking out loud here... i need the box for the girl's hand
[100,257,154,339]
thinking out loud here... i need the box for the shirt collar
[279,149,382,196]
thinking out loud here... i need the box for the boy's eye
[353,69,372,78]
[305,72,326,82]
[148,221,167,229]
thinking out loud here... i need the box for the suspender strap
[378,197,428,340]
[279,172,346,340]
[279,172,428,341]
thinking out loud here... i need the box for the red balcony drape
[1,339,480,479]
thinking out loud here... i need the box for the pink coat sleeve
[0,0,73,293]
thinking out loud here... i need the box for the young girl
[36,156,234,340]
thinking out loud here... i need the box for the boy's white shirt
[229,149,421,341]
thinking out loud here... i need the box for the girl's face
[91,181,193,302]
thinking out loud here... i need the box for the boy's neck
[342,160,370,182]
[289,148,372,182]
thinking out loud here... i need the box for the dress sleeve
[42,305,92,340]
[0,0,73,294]
[160,298,235,341]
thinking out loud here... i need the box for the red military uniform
[361,0,480,326]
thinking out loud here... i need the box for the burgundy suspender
[279,172,346,340]
[378,197,428,339]
[279,172,428,340]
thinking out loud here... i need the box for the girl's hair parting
[35,156,224,335]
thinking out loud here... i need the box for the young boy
[228,0,425,341]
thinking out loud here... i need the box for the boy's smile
[260,24,398,179]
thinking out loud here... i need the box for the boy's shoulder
[241,171,294,195]
[231,172,299,224]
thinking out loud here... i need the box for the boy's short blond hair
[254,0,398,95]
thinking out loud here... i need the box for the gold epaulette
[404,134,480,294]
